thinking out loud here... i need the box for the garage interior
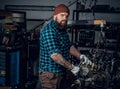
[0,0,120,89]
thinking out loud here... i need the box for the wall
[0,0,76,20]
[1,0,120,20]
[0,0,120,31]
[0,0,76,31]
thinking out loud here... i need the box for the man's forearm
[70,45,81,59]
[51,53,72,70]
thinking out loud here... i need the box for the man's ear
[53,15,56,20]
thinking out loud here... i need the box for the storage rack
[69,9,120,52]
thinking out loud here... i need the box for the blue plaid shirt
[39,19,72,75]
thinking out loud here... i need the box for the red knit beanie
[53,4,70,15]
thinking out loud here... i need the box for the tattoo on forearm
[57,55,72,69]
[51,53,72,70]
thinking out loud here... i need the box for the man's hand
[71,64,80,76]
[80,54,92,65]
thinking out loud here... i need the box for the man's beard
[56,20,67,30]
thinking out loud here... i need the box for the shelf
[73,10,120,14]
[72,9,120,23]
[0,10,26,46]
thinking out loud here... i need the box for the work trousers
[39,71,63,89]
